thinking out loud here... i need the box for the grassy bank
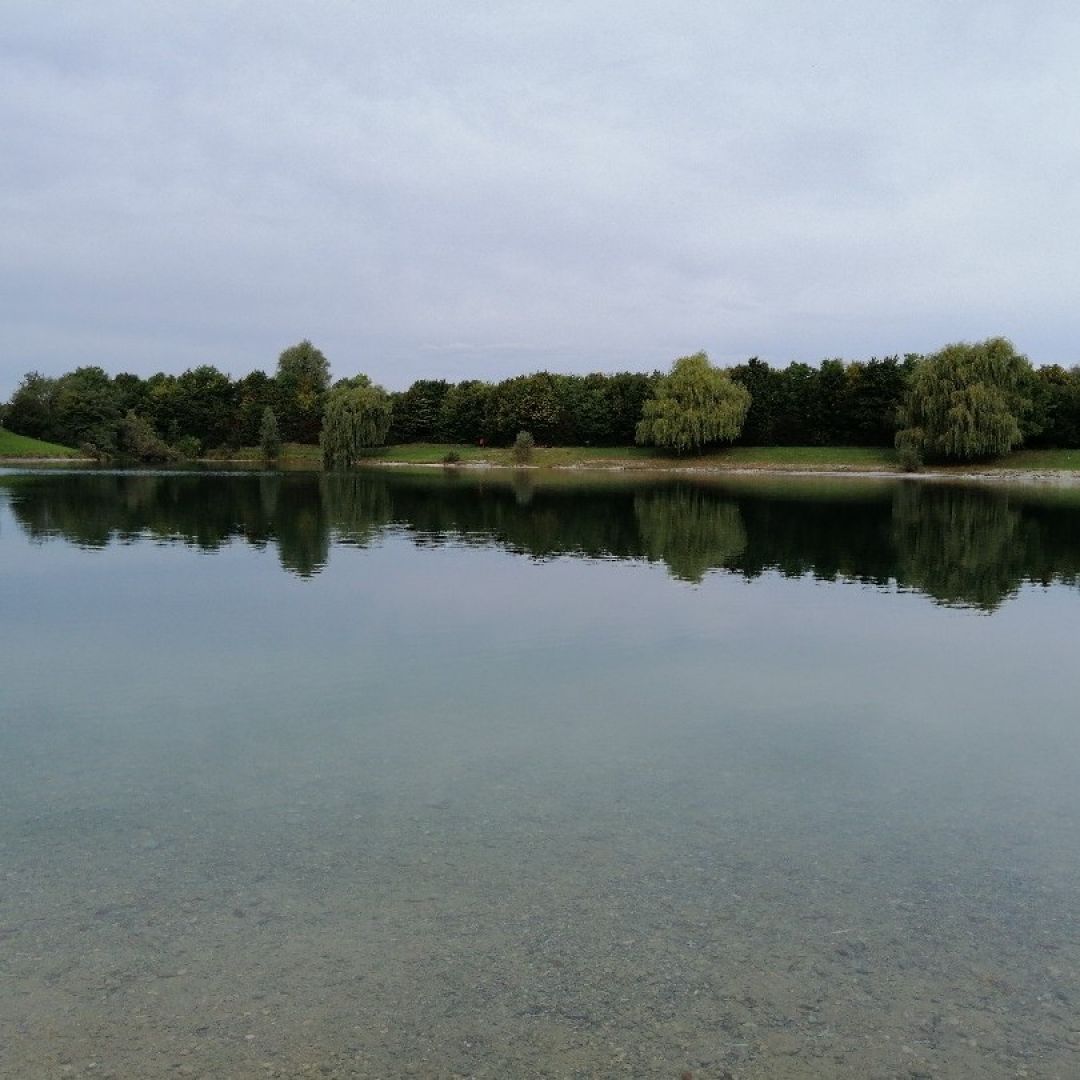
[7,434,1080,473]
[229,442,900,470]
[0,429,80,459]
[366,444,908,470]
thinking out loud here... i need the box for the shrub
[897,441,923,473]
[175,435,202,460]
[117,411,177,462]
[259,406,282,461]
[512,430,535,464]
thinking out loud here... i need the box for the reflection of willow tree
[634,488,747,583]
[891,485,1029,611]
[321,473,395,548]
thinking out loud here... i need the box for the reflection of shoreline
[359,460,1080,487]
[6,459,1080,488]
[4,469,1080,608]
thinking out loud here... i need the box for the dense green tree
[730,358,783,444]
[276,340,331,443]
[896,338,1034,461]
[843,356,912,446]
[143,372,182,443]
[112,372,151,417]
[1026,365,1080,448]
[636,352,751,453]
[235,370,278,446]
[602,372,660,444]
[488,373,564,445]
[807,359,851,444]
[4,372,58,439]
[437,380,494,443]
[53,367,123,453]
[388,379,451,442]
[557,374,608,445]
[174,365,235,449]
[320,376,392,469]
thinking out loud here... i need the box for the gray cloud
[3,0,1079,396]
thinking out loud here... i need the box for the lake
[2,467,1078,1079]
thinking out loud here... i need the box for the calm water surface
[2,468,1079,1079]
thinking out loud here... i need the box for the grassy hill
[0,429,80,459]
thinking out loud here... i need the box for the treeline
[0,344,657,458]
[4,338,1080,459]
[0,342,330,458]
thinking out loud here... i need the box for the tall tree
[636,352,751,453]
[173,365,235,449]
[437,380,493,443]
[388,379,451,442]
[235,370,278,446]
[53,367,123,452]
[4,372,58,440]
[276,340,331,443]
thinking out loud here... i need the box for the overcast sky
[3,1,1079,395]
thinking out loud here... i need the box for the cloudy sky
[3,1,1078,395]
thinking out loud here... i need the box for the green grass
[357,443,899,471]
[987,448,1080,471]
[0,429,80,458]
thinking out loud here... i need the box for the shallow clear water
[2,468,1079,1079]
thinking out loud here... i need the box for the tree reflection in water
[3,468,1079,610]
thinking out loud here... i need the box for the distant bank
[6,436,1080,481]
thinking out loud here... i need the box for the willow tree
[320,377,392,470]
[895,338,1033,462]
[636,352,751,453]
